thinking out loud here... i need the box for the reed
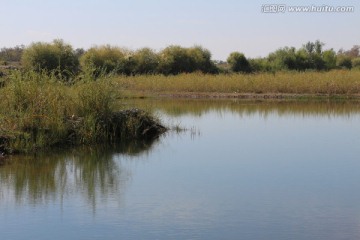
[0,71,165,153]
[114,70,360,96]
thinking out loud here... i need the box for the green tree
[21,39,79,77]
[352,57,360,69]
[158,45,193,75]
[227,52,251,73]
[0,45,24,62]
[187,46,218,73]
[80,45,127,76]
[249,58,272,72]
[301,40,325,70]
[337,55,352,69]
[322,49,337,70]
[267,47,298,70]
[131,48,159,74]
[294,49,309,70]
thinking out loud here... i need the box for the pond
[1,99,360,240]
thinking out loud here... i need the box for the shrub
[322,49,337,70]
[187,46,218,73]
[0,45,24,62]
[131,48,159,74]
[21,39,79,78]
[337,55,352,69]
[158,45,218,75]
[352,57,360,69]
[268,47,297,70]
[249,58,273,72]
[227,52,251,73]
[80,45,128,76]
[158,45,193,75]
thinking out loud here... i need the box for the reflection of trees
[0,138,160,209]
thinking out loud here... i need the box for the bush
[187,46,218,74]
[21,39,79,78]
[249,58,273,72]
[158,45,193,75]
[80,45,128,76]
[158,45,218,75]
[352,57,360,69]
[131,48,159,74]
[227,52,251,73]
[268,47,297,70]
[337,55,352,69]
[322,49,337,70]
[0,45,24,62]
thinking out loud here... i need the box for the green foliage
[187,46,218,73]
[158,45,218,75]
[266,41,336,71]
[21,39,79,79]
[73,80,117,143]
[227,52,251,73]
[268,47,297,70]
[0,71,164,152]
[2,39,359,79]
[303,40,324,55]
[0,71,72,150]
[322,49,337,70]
[249,58,273,72]
[158,45,193,75]
[337,55,352,69]
[0,45,24,62]
[131,48,159,74]
[80,45,128,76]
[302,41,326,70]
[352,57,360,69]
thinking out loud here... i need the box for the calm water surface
[1,99,360,240]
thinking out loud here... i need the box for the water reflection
[2,99,360,240]
[126,98,360,118]
[0,139,160,208]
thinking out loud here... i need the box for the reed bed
[0,71,165,153]
[114,70,360,96]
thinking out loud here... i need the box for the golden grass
[114,70,360,96]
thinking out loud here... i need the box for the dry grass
[114,70,360,96]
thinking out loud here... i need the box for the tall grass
[0,71,164,153]
[0,71,72,150]
[114,70,360,96]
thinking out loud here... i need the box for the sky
[0,0,359,60]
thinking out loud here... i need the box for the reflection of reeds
[0,141,159,207]
[115,70,360,95]
[126,98,360,119]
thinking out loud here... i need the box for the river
[1,99,360,240]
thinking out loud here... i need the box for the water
[1,99,360,240]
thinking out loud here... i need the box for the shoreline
[123,90,360,100]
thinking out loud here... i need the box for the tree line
[0,39,359,79]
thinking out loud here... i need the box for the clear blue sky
[0,0,359,60]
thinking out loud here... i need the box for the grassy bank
[114,70,360,98]
[0,72,166,154]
